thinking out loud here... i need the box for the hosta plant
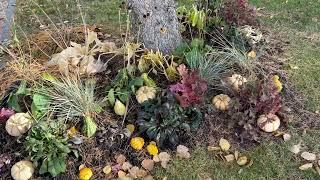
[25,120,71,177]
[136,91,202,147]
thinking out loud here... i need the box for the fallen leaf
[237,156,248,166]
[301,152,317,161]
[299,163,313,170]
[141,159,154,171]
[118,170,127,178]
[315,165,320,176]
[207,146,220,152]
[177,145,191,159]
[245,159,254,167]
[79,164,86,171]
[116,154,127,164]
[128,166,139,178]
[162,177,168,180]
[103,165,112,175]
[137,169,148,178]
[289,144,301,154]
[143,175,154,180]
[234,151,239,160]
[153,155,160,162]
[318,160,320,166]
[283,133,291,141]
[158,152,171,168]
[247,51,256,59]
[122,162,133,171]
[224,154,235,162]
[219,138,231,151]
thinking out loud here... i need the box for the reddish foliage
[170,65,207,108]
[0,108,15,123]
[221,0,258,26]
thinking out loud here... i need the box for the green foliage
[136,91,202,147]
[25,120,70,177]
[107,66,144,104]
[31,92,50,119]
[180,39,228,86]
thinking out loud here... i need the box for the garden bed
[0,0,319,179]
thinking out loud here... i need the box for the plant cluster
[169,64,207,107]
[25,120,71,177]
[220,0,258,26]
[136,91,202,147]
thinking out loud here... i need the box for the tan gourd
[212,94,231,111]
[257,114,281,132]
[227,74,247,91]
[136,86,156,104]
[11,160,34,180]
[6,113,32,136]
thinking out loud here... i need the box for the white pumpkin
[212,94,231,111]
[11,160,34,180]
[6,113,33,136]
[136,86,156,104]
[227,74,247,91]
[257,114,281,132]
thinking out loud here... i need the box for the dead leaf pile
[207,138,253,167]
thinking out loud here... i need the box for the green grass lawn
[14,0,320,179]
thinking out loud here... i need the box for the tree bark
[127,0,182,54]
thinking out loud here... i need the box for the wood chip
[301,152,317,161]
[224,154,235,162]
[299,163,313,170]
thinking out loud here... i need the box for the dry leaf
[162,177,168,180]
[245,159,254,167]
[237,156,248,166]
[103,165,112,175]
[234,151,239,160]
[118,170,126,178]
[79,164,86,171]
[224,154,235,162]
[177,145,191,159]
[283,133,291,141]
[143,175,154,180]
[158,152,171,168]
[137,169,148,178]
[207,146,221,152]
[219,138,231,151]
[318,160,320,166]
[141,159,154,171]
[122,162,133,171]
[289,144,301,154]
[153,155,160,162]
[301,152,317,161]
[299,163,313,170]
[247,51,256,59]
[128,166,139,178]
[315,165,320,176]
[116,154,127,164]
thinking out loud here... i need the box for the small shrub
[220,0,258,26]
[25,120,71,177]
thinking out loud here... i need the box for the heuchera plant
[221,0,258,26]
[255,76,282,116]
[0,108,15,123]
[169,64,207,107]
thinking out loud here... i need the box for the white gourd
[11,160,34,180]
[6,113,32,136]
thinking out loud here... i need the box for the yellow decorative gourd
[136,86,156,104]
[147,141,159,156]
[212,94,231,111]
[130,137,145,150]
[6,113,32,136]
[79,167,93,180]
[114,99,126,116]
[11,160,34,180]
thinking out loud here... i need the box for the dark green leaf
[108,88,115,106]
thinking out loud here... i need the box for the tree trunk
[127,0,182,54]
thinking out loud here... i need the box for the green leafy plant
[136,91,202,147]
[36,74,103,137]
[25,120,70,177]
